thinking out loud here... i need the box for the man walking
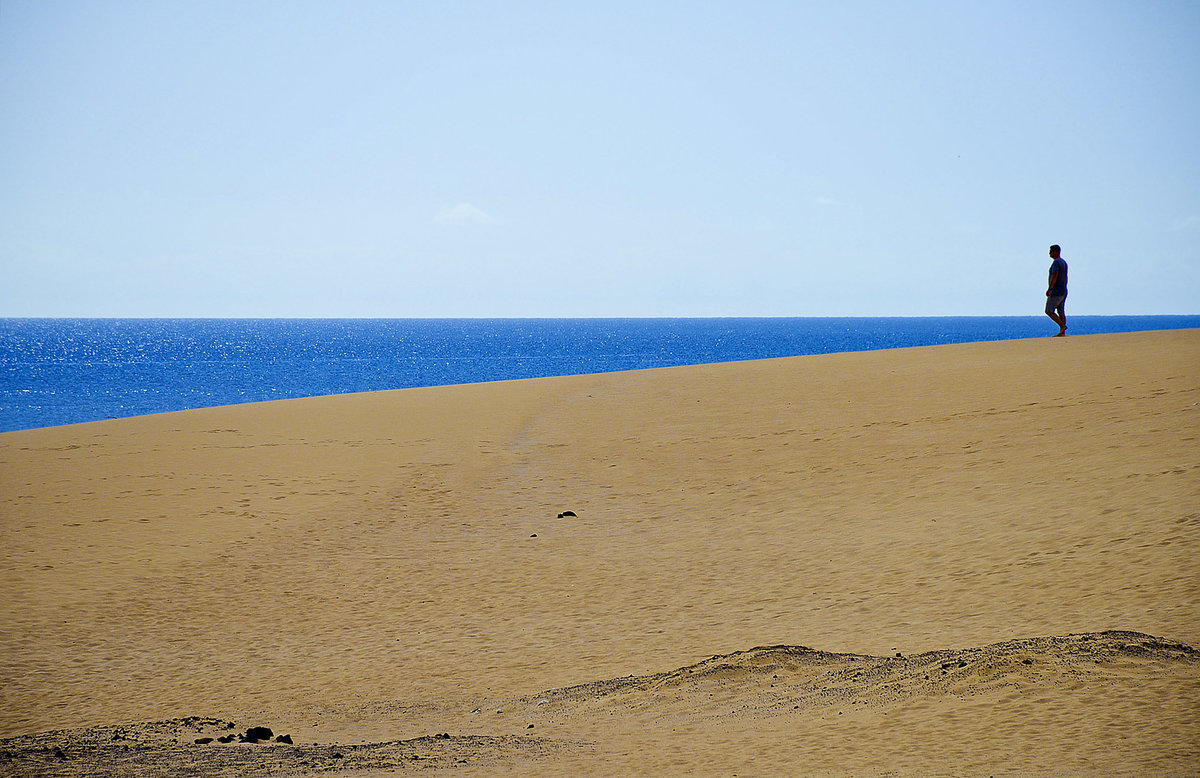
[1045,244,1068,336]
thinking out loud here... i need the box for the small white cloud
[1170,214,1199,231]
[435,202,500,226]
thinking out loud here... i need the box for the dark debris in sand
[0,717,565,777]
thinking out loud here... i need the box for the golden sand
[1,329,1197,775]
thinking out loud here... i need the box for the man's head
[1049,244,1061,258]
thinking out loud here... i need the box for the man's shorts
[1046,295,1067,315]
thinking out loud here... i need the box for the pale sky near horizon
[2,1,1197,317]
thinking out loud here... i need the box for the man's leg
[1046,297,1067,336]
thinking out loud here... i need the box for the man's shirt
[1048,257,1068,296]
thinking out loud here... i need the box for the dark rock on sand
[242,726,273,743]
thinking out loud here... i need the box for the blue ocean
[2,317,1197,433]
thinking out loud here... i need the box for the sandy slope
[1,329,1197,775]
[4,631,1198,776]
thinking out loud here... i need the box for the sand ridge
[1,329,1198,774]
[537,630,1200,715]
[2,630,1196,776]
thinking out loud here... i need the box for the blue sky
[2,0,1197,317]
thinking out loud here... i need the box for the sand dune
[1,329,1198,775]
[3,630,1197,776]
